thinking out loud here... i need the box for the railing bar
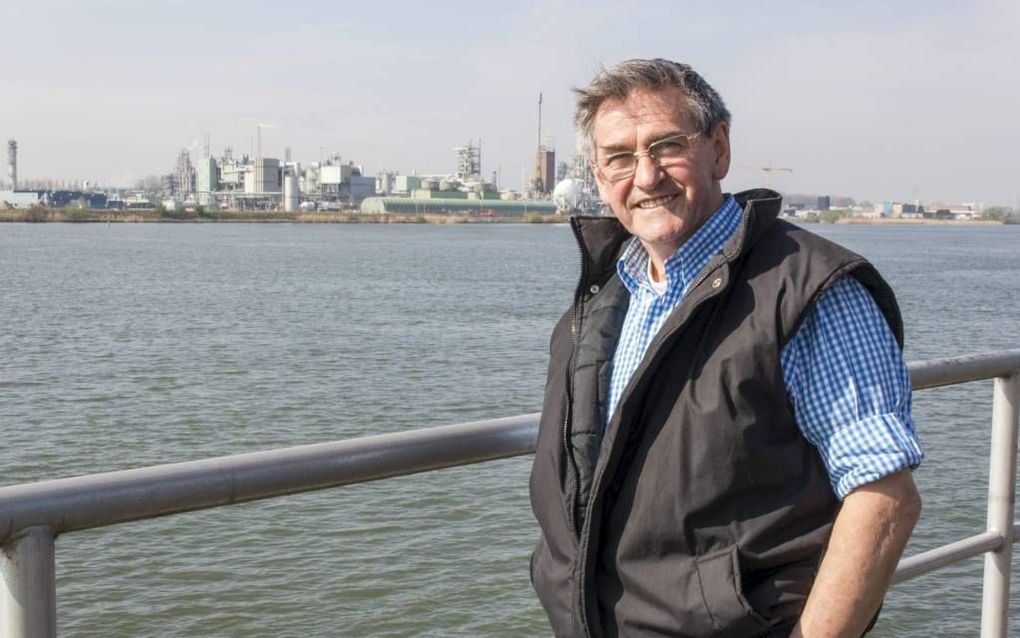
[892,530,1002,585]
[908,350,1020,391]
[980,373,1020,637]
[0,526,56,638]
[0,350,1019,544]
[0,414,541,543]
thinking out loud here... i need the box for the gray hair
[574,58,731,163]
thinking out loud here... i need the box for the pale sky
[3,0,1018,206]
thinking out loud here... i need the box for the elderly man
[529,59,922,638]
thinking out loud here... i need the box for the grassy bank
[791,215,1004,226]
[0,208,566,224]
[4,207,1006,226]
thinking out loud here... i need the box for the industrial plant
[1,139,110,210]
[1,127,992,222]
[0,95,603,217]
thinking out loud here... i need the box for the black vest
[529,190,903,637]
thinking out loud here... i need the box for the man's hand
[791,469,922,637]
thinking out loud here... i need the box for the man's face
[591,86,730,257]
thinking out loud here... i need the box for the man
[529,59,922,638]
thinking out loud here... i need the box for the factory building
[175,150,195,195]
[377,171,394,195]
[374,173,423,197]
[0,191,42,208]
[219,154,248,192]
[195,156,219,205]
[453,141,481,181]
[0,189,107,209]
[318,160,374,204]
[394,175,420,194]
[300,164,320,195]
[539,149,556,195]
[350,175,375,202]
[245,158,281,194]
[360,196,556,216]
[319,162,356,195]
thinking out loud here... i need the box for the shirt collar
[617,194,742,296]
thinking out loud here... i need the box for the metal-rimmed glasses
[594,132,701,183]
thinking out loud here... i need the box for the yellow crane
[738,163,793,188]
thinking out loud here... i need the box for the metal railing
[2,350,1019,638]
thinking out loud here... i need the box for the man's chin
[635,227,687,252]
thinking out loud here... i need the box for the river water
[1,221,1018,636]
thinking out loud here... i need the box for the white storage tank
[283,173,299,212]
[552,178,583,213]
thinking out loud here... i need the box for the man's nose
[631,154,663,190]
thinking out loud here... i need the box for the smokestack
[7,139,17,190]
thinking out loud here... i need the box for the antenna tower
[530,93,545,196]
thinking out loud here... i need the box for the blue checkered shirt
[607,195,923,499]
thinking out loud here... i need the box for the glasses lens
[651,136,693,164]
[598,134,697,182]
[601,154,636,181]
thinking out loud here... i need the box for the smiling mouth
[635,193,678,209]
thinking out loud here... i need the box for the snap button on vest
[712,277,722,288]
[590,284,600,294]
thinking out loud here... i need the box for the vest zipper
[575,257,735,638]
[572,202,758,635]
[563,220,588,538]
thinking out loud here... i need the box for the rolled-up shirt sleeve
[781,275,924,500]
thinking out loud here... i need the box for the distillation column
[7,139,17,190]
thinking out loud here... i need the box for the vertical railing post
[981,373,1020,638]
[0,526,57,638]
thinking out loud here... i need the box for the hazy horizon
[3,0,1018,206]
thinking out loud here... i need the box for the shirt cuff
[826,412,924,500]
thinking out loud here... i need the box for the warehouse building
[360,196,557,216]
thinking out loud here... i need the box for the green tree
[820,209,850,224]
[982,206,1008,222]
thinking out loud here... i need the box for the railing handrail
[2,349,1019,638]
[0,414,539,544]
[907,350,1020,390]
[2,350,1017,544]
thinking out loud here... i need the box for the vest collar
[570,189,784,289]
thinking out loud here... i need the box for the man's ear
[710,122,731,182]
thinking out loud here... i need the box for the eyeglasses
[595,132,701,183]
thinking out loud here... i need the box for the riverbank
[0,208,564,224]
[1,208,1011,226]
[830,217,1003,226]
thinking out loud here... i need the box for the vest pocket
[694,545,772,634]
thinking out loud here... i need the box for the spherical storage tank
[552,178,584,212]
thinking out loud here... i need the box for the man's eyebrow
[648,131,688,145]
[596,142,633,155]
[597,131,686,154]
